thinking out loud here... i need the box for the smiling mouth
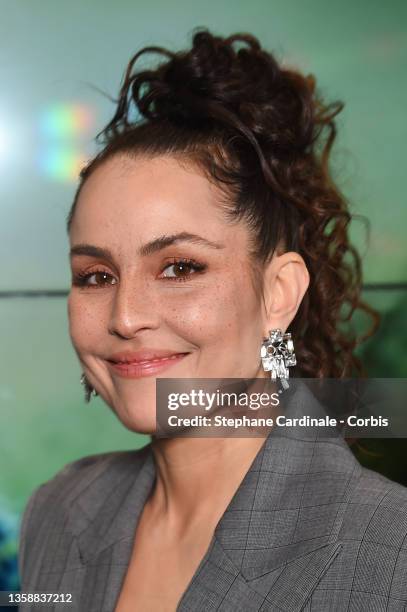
[106,353,189,378]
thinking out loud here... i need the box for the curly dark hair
[66,28,379,378]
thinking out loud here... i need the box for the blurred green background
[0,0,406,591]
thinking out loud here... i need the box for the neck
[148,434,267,537]
[146,369,275,537]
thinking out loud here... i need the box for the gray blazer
[19,382,407,611]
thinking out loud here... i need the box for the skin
[67,153,310,610]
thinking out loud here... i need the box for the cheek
[165,275,261,346]
[67,295,104,351]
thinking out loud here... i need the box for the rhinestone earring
[80,373,99,403]
[260,329,296,390]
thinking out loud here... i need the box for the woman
[18,29,407,611]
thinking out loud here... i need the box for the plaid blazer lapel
[73,446,156,611]
[178,382,362,611]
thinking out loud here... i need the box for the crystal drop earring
[80,373,99,403]
[260,328,296,390]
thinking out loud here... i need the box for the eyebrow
[69,232,225,261]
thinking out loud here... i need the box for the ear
[261,252,310,334]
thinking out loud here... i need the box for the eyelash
[72,258,207,288]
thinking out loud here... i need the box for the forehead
[70,154,247,249]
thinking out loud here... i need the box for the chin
[116,406,157,436]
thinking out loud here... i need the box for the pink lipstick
[106,349,189,379]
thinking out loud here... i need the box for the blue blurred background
[1,0,406,594]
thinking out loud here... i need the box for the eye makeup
[71,257,207,288]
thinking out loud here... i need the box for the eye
[72,269,117,288]
[160,258,206,281]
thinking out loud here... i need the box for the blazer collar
[213,381,362,581]
[73,380,361,610]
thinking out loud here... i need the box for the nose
[107,277,159,339]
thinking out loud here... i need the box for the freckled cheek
[67,296,105,353]
[162,298,209,338]
[164,280,254,344]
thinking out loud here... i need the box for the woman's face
[68,154,272,433]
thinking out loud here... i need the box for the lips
[108,349,189,364]
[106,350,190,379]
